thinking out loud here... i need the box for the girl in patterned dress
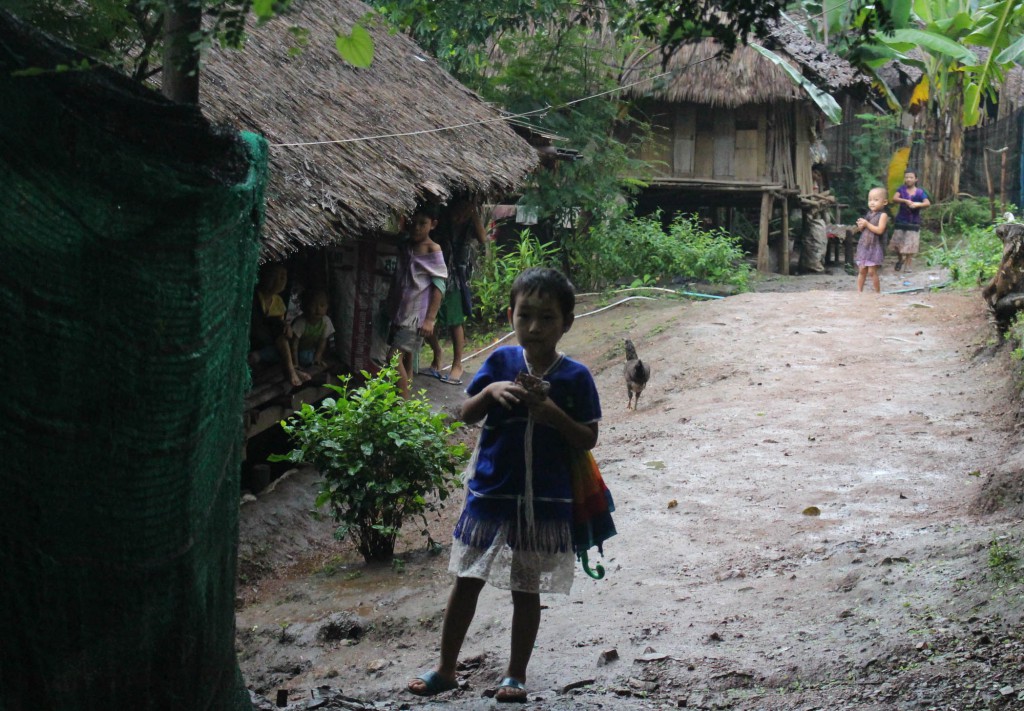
[855,187,890,293]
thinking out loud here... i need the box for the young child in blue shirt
[407,267,601,703]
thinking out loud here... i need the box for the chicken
[624,338,651,410]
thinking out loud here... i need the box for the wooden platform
[244,359,345,443]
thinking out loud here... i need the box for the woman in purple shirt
[890,170,931,273]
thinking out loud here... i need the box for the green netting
[0,12,264,710]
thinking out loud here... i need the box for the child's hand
[855,218,866,229]
[524,394,563,427]
[418,318,435,338]
[486,381,530,410]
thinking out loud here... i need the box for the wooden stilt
[781,195,790,275]
[757,190,772,273]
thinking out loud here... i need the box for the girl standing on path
[855,187,889,293]
[407,267,602,703]
[384,204,448,398]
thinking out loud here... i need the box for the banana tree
[788,0,1024,200]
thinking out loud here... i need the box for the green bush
[923,197,1011,234]
[270,360,468,563]
[573,209,750,291]
[927,223,1002,288]
[471,230,561,327]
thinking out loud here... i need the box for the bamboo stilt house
[621,23,865,273]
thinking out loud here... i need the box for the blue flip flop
[418,368,442,379]
[439,374,464,386]
[495,677,527,703]
[407,670,458,697]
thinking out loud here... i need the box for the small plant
[574,208,750,291]
[988,537,1020,583]
[471,230,560,327]
[927,223,1002,289]
[271,359,469,563]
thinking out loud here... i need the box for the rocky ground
[236,260,1024,710]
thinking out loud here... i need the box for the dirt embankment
[238,264,1024,710]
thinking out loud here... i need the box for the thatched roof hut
[620,21,865,107]
[201,0,538,260]
[618,25,865,274]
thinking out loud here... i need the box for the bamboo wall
[635,100,812,191]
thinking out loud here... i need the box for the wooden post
[757,190,772,273]
[780,195,789,275]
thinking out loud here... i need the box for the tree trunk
[928,75,964,202]
[162,0,201,104]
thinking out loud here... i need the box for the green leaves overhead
[879,28,977,64]
[335,23,374,68]
[750,44,842,124]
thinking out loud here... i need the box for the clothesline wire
[270,54,723,149]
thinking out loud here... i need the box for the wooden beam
[781,195,790,275]
[757,191,772,273]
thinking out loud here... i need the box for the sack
[569,450,616,578]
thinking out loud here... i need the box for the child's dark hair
[414,202,441,220]
[301,288,328,312]
[509,267,575,318]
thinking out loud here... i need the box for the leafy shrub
[471,230,561,327]
[573,209,750,291]
[270,360,468,563]
[927,223,1002,288]
[923,197,1017,234]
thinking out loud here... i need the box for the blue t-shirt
[455,346,601,545]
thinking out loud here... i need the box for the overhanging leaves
[750,43,841,124]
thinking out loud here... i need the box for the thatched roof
[201,0,538,260]
[621,21,866,107]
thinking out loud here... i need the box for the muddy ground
[237,262,1024,710]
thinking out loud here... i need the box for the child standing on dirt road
[855,187,890,293]
[890,170,931,274]
[407,267,602,703]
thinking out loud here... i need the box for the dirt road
[238,266,1024,710]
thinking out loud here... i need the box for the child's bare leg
[449,325,466,381]
[395,350,414,398]
[275,335,309,387]
[497,590,540,701]
[407,576,485,693]
[903,254,914,271]
[424,333,442,371]
[857,267,866,292]
[869,266,880,292]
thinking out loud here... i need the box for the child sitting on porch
[290,289,335,368]
[384,203,447,398]
[248,263,310,388]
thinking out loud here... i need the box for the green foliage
[573,209,751,292]
[481,24,651,250]
[988,536,1023,589]
[1009,313,1024,361]
[834,112,905,209]
[270,359,468,563]
[471,231,560,328]
[927,223,1002,288]
[370,1,652,253]
[923,197,1014,234]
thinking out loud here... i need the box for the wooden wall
[636,100,816,191]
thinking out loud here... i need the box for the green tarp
[0,11,263,710]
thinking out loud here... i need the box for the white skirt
[448,521,575,594]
